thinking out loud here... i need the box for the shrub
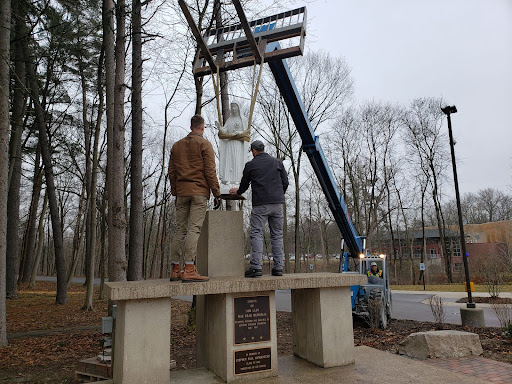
[428,295,446,329]
[491,302,512,335]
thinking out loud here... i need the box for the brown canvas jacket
[168,133,220,198]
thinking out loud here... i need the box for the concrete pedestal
[197,210,246,371]
[113,298,171,384]
[197,210,245,278]
[292,287,355,367]
[460,307,486,328]
[200,291,278,382]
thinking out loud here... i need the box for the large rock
[398,330,483,359]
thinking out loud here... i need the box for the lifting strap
[212,50,264,141]
[248,54,264,132]
[211,64,223,126]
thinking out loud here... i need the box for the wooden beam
[178,0,217,72]
[232,0,263,64]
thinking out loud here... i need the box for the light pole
[441,105,475,309]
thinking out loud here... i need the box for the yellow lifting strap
[211,64,222,126]
[211,53,264,139]
[248,55,264,132]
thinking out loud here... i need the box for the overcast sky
[303,0,512,195]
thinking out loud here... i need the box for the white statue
[215,102,250,194]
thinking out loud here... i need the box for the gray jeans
[250,203,284,270]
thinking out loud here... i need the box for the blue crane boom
[266,42,364,258]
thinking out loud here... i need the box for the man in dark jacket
[168,114,221,282]
[229,140,289,277]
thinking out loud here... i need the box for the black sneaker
[245,267,262,278]
[271,268,283,276]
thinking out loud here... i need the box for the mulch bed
[170,308,512,370]
[456,296,512,304]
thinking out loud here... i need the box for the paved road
[177,289,502,327]
[37,276,505,327]
[392,290,504,327]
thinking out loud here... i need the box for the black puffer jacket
[236,153,289,206]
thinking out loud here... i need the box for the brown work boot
[182,263,209,282]
[170,263,182,282]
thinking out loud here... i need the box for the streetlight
[441,105,475,309]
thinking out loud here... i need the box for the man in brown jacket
[168,115,221,282]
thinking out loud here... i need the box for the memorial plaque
[233,295,270,345]
[234,347,271,375]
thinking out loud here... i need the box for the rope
[213,48,264,139]
[218,129,251,142]
[247,54,264,132]
[211,64,222,125]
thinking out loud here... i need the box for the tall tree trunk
[84,47,105,310]
[418,186,427,284]
[0,0,11,347]
[66,185,87,288]
[98,191,108,299]
[81,67,93,290]
[29,191,48,288]
[432,179,452,283]
[66,183,86,287]
[6,0,28,298]
[293,154,302,273]
[25,37,68,305]
[194,76,203,115]
[283,202,290,273]
[105,0,127,283]
[157,194,167,278]
[128,0,143,281]
[21,147,42,282]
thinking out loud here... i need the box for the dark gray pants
[250,203,284,271]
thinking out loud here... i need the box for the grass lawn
[391,283,512,292]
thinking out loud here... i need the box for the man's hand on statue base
[229,188,238,195]
[213,196,221,210]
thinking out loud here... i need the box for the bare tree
[20,148,43,282]
[0,0,11,347]
[403,97,452,282]
[29,192,49,288]
[24,27,68,304]
[6,0,28,297]
[84,44,105,309]
[105,0,127,282]
[128,0,144,281]
[476,188,512,223]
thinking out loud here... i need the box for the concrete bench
[105,272,366,384]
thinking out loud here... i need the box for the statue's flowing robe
[219,114,249,185]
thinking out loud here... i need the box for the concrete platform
[105,273,366,384]
[105,273,366,300]
[167,346,489,384]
